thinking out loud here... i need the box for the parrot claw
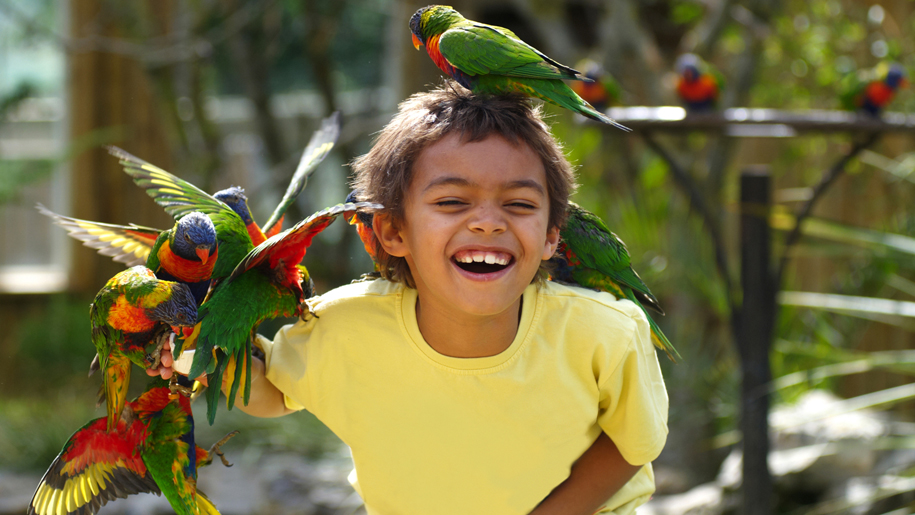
[168,375,194,398]
[299,300,319,321]
[208,430,240,467]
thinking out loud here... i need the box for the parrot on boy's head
[410,5,628,130]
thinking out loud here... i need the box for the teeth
[454,251,511,265]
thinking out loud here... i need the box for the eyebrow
[423,176,545,196]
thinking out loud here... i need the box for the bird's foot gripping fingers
[168,374,195,400]
[208,430,240,467]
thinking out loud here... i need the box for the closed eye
[435,200,467,207]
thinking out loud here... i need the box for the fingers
[146,339,175,379]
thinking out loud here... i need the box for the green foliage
[15,293,95,388]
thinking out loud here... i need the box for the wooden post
[68,0,175,293]
[738,166,775,515]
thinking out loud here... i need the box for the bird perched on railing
[839,63,908,116]
[409,5,628,130]
[675,53,722,113]
[28,376,236,515]
[570,59,622,113]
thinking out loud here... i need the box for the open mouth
[452,250,513,274]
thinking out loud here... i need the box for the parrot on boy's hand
[107,146,253,287]
[675,53,722,113]
[90,266,198,431]
[839,63,908,116]
[182,201,382,425]
[409,5,629,130]
[28,376,237,515]
[550,202,680,363]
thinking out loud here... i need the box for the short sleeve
[597,311,669,466]
[259,326,309,412]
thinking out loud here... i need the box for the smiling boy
[154,83,668,514]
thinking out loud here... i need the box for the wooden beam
[597,107,915,135]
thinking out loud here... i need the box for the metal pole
[738,166,775,515]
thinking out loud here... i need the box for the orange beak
[196,247,210,264]
[412,33,422,50]
[901,78,910,89]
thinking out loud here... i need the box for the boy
[155,83,668,514]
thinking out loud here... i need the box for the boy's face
[377,133,559,319]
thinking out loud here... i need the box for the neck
[415,295,522,358]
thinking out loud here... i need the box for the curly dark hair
[350,81,578,288]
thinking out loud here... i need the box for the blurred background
[2,0,915,514]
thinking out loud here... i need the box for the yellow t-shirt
[261,279,669,515]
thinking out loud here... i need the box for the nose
[468,203,506,234]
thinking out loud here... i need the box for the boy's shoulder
[309,278,404,311]
[538,280,646,326]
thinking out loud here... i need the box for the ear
[542,225,560,260]
[374,212,409,258]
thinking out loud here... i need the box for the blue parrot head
[172,212,217,263]
[148,282,198,327]
[676,53,701,82]
[214,186,254,225]
[886,65,908,90]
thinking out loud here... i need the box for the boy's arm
[147,342,296,418]
[529,433,640,515]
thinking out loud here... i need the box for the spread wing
[37,203,160,267]
[28,418,158,515]
[262,112,341,234]
[227,202,382,284]
[106,146,232,220]
[438,23,583,81]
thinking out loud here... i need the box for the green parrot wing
[262,111,341,234]
[438,23,583,81]
[107,146,229,219]
[564,207,661,312]
[37,203,160,268]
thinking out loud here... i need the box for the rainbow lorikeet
[213,112,341,246]
[28,376,236,515]
[344,190,380,273]
[107,146,253,289]
[409,5,629,130]
[570,59,622,112]
[90,266,198,431]
[675,53,722,113]
[549,202,680,363]
[180,201,382,424]
[38,204,218,307]
[839,63,908,116]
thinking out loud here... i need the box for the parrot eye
[184,233,192,243]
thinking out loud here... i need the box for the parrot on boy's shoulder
[28,376,236,515]
[550,202,680,363]
[409,5,628,130]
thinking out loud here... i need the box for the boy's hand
[145,338,208,385]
